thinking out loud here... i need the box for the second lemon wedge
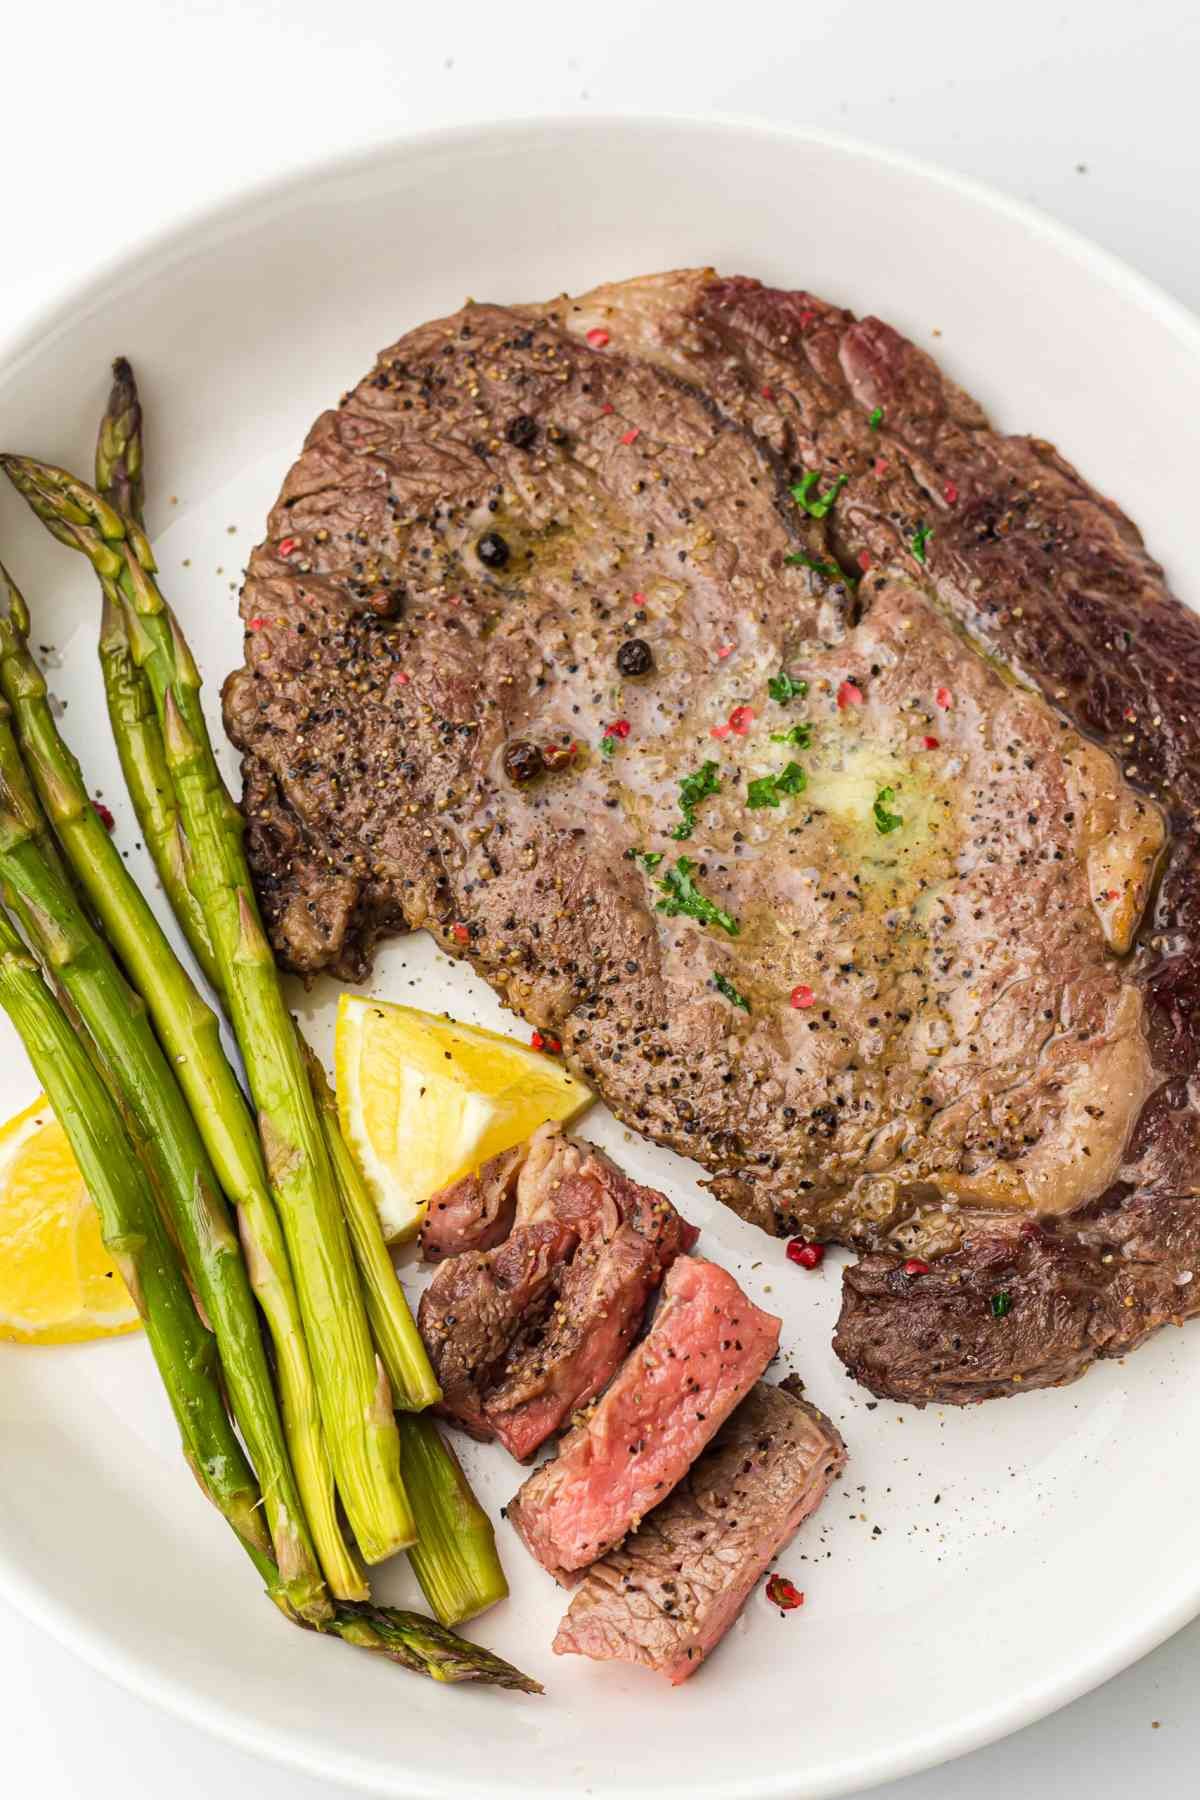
[335,996,593,1242]
[0,1094,141,1344]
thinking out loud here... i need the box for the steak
[507,1256,780,1582]
[553,1379,845,1683]
[417,1126,696,1458]
[419,1144,526,1262]
[225,266,1200,1405]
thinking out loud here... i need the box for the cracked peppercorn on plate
[1,115,1199,1800]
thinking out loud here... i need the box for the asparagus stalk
[98,588,227,992]
[326,1602,535,1687]
[0,902,273,1571]
[397,1413,510,1627]
[308,1052,507,1623]
[0,901,538,1690]
[0,713,327,1623]
[95,356,145,524]
[306,1048,441,1411]
[2,457,414,1564]
[0,566,365,1604]
[94,365,224,993]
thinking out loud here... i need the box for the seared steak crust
[226,267,1200,1405]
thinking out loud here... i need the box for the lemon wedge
[335,996,593,1242]
[0,1094,141,1344]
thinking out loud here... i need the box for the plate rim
[2,106,1199,1800]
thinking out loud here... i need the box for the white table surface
[3,1,1198,1794]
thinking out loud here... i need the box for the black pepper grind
[477,530,510,570]
[505,415,538,449]
[503,740,544,785]
[617,638,654,677]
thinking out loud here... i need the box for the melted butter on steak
[224,282,1164,1256]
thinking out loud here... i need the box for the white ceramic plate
[1,115,1198,1800]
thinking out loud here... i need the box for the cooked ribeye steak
[225,267,1200,1404]
[508,1255,779,1582]
[417,1125,696,1458]
[552,1379,845,1683]
[419,1144,526,1262]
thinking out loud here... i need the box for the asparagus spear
[94,364,224,993]
[306,1047,441,1411]
[0,901,538,1690]
[2,457,415,1564]
[326,1603,536,1687]
[307,1051,507,1622]
[0,565,365,1603]
[0,902,272,1570]
[95,356,144,523]
[0,712,327,1623]
[397,1413,510,1627]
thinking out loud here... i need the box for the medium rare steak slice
[419,1144,526,1262]
[418,1126,696,1458]
[226,264,1200,1403]
[553,1380,845,1683]
[507,1257,780,1582]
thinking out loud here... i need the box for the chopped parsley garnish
[868,406,884,430]
[654,857,739,936]
[872,786,903,834]
[600,734,618,758]
[748,762,807,809]
[790,470,849,520]
[991,1290,1013,1320]
[784,550,845,582]
[712,970,750,1012]
[633,849,663,871]
[669,759,721,841]
[767,671,808,704]
[770,722,813,749]
[910,521,933,564]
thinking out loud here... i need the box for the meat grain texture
[507,1255,780,1581]
[417,1125,696,1459]
[225,267,1200,1405]
[553,1380,846,1683]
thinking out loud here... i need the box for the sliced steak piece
[226,265,1199,1405]
[419,1144,528,1262]
[484,1182,696,1461]
[418,1127,696,1457]
[508,1257,780,1581]
[553,1380,845,1683]
[418,1219,573,1440]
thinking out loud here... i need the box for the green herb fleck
[767,671,808,704]
[669,759,721,841]
[600,734,618,758]
[633,849,663,871]
[784,551,846,582]
[872,786,903,835]
[770,722,814,748]
[748,762,807,809]
[910,521,932,564]
[790,470,849,520]
[868,406,884,430]
[991,1290,1013,1320]
[748,775,782,810]
[655,857,739,936]
[712,971,750,1013]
